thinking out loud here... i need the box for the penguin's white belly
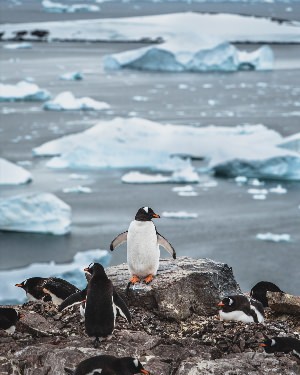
[127,220,160,277]
[219,310,254,323]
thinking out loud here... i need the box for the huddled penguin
[64,355,150,375]
[82,262,131,347]
[250,281,283,308]
[260,336,300,358]
[218,295,264,323]
[0,307,23,334]
[110,206,176,285]
[15,277,51,302]
[42,277,80,306]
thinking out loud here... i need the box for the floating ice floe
[69,173,88,180]
[0,249,110,304]
[269,185,287,194]
[62,185,92,193]
[256,233,291,243]
[104,38,273,72]
[0,81,51,102]
[0,193,71,235]
[42,0,100,13]
[32,117,300,180]
[59,72,83,81]
[122,164,200,184]
[43,91,110,111]
[0,158,32,185]
[162,211,198,219]
[3,42,32,49]
[235,176,248,183]
[278,132,300,154]
[1,13,299,43]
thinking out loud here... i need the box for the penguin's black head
[0,308,24,324]
[250,281,283,308]
[217,295,248,313]
[84,262,106,277]
[260,337,278,353]
[135,207,160,221]
[15,277,45,292]
[120,357,150,374]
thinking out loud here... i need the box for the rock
[18,310,61,337]
[268,292,300,316]
[107,257,241,320]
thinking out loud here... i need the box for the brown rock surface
[268,292,300,316]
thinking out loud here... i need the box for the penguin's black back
[85,267,114,339]
[0,308,19,330]
[250,281,283,307]
[43,277,79,300]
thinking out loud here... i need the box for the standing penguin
[0,307,23,334]
[83,263,131,348]
[218,295,264,323]
[110,207,176,285]
[64,355,150,375]
[15,277,51,302]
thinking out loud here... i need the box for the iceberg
[42,0,100,13]
[32,117,300,180]
[256,233,291,243]
[0,81,51,102]
[3,42,32,49]
[162,211,198,219]
[0,249,111,305]
[59,72,83,81]
[43,91,110,111]
[121,164,200,184]
[278,133,300,154]
[0,158,32,185]
[104,39,273,72]
[0,193,71,235]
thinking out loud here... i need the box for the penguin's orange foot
[143,274,154,284]
[129,275,140,284]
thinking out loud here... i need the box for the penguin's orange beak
[217,302,225,307]
[152,213,160,218]
[83,267,90,273]
[259,343,267,347]
[15,283,23,288]
[140,370,150,375]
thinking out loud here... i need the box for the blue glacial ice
[0,249,111,305]
[0,81,51,102]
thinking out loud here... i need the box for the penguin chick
[42,277,80,306]
[110,206,176,285]
[218,295,264,323]
[0,307,23,334]
[260,336,300,358]
[65,355,150,375]
[83,263,131,348]
[250,281,283,308]
[15,277,51,303]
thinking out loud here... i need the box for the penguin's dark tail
[93,337,100,348]
[64,368,74,375]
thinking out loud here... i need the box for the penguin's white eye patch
[24,279,28,285]
[143,207,149,213]
[271,339,276,346]
[229,298,234,306]
[133,359,139,368]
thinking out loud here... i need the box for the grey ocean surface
[0,1,300,295]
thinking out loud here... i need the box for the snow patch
[0,193,71,235]
[256,233,291,242]
[43,91,109,111]
[0,158,32,185]
[0,81,51,102]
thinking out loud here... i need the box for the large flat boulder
[268,292,300,315]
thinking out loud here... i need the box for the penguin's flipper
[58,288,87,312]
[157,232,176,259]
[113,289,131,323]
[64,368,74,375]
[110,231,128,251]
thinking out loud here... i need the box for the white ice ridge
[1,12,300,43]
[32,117,300,180]
[0,249,110,304]
[0,193,71,235]
[42,0,100,13]
[43,91,110,111]
[162,211,198,219]
[256,233,291,242]
[122,165,200,184]
[104,39,273,72]
[0,81,51,102]
[3,42,32,49]
[0,158,32,185]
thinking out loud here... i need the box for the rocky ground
[0,257,299,375]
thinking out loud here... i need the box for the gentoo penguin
[260,336,300,358]
[15,277,51,302]
[83,263,131,347]
[110,206,176,285]
[42,277,80,306]
[65,355,150,375]
[250,281,283,307]
[218,295,264,323]
[0,307,23,334]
